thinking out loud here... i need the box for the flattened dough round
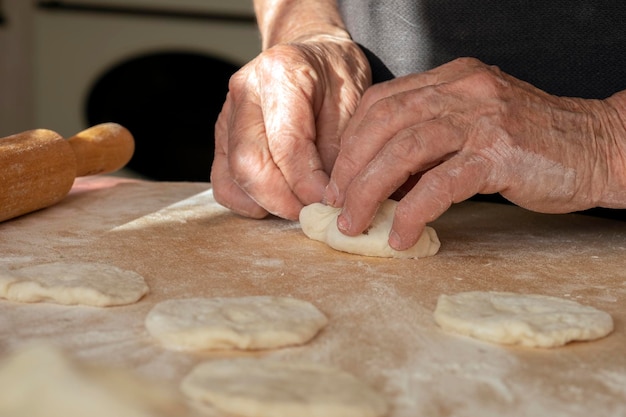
[433,291,614,348]
[0,345,186,417]
[180,358,388,417]
[0,262,149,307]
[299,199,440,259]
[145,296,328,351]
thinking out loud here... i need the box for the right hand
[210,35,371,220]
[325,58,626,250]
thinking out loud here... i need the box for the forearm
[253,0,350,49]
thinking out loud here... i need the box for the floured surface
[0,176,625,417]
[433,291,614,348]
[145,296,328,351]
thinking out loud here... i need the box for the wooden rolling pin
[0,122,135,222]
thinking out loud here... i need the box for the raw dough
[180,358,388,417]
[299,199,440,259]
[433,291,614,348]
[145,296,328,351]
[0,262,149,307]
[0,344,187,417]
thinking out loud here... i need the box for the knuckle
[370,95,402,119]
[356,96,406,136]
[467,66,509,97]
[453,56,481,67]
[467,68,496,89]
[229,46,316,95]
[418,171,455,216]
[363,99,398,129]
[256,45,295,68]
[258,47,318,87]
[420,168,451,193]
[359,83,387,109]
[227,67,253,95]
[388,128,427,164]
[336,147,365,181]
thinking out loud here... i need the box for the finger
[228,98,304,220]
[314,84,360,174]
[210,150,269,219]
[338,118,465,236]
[388,154,494,250]
[259,60,330,206]
[210,97,270,219]
[327,85,451,207]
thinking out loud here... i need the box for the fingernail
[324,181,339,206]
[337,210,351,233]
[389,229,403,250]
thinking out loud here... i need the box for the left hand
[325,57,626,250]
[210,35,371,220]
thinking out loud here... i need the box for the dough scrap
[433,291,614,348]
[180,358,388,417]
[0,262,149,307]
[145,296,328,351]
[0,345,187,417]
[299,199,440,259]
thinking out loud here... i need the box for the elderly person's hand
[326,57,626,250]
[211,0,371,220]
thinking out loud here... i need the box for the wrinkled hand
[326,57,626,250]
[211,35,371,220]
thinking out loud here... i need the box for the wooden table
[1,176,625,417]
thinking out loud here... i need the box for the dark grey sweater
[338,1,626,99]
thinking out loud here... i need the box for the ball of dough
[0,262,149,307]
[180,358,389,417]
[145,296,328,351]
[299,199,440,259]
[433,291,614,348]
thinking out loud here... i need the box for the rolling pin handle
[67,123,135,177]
